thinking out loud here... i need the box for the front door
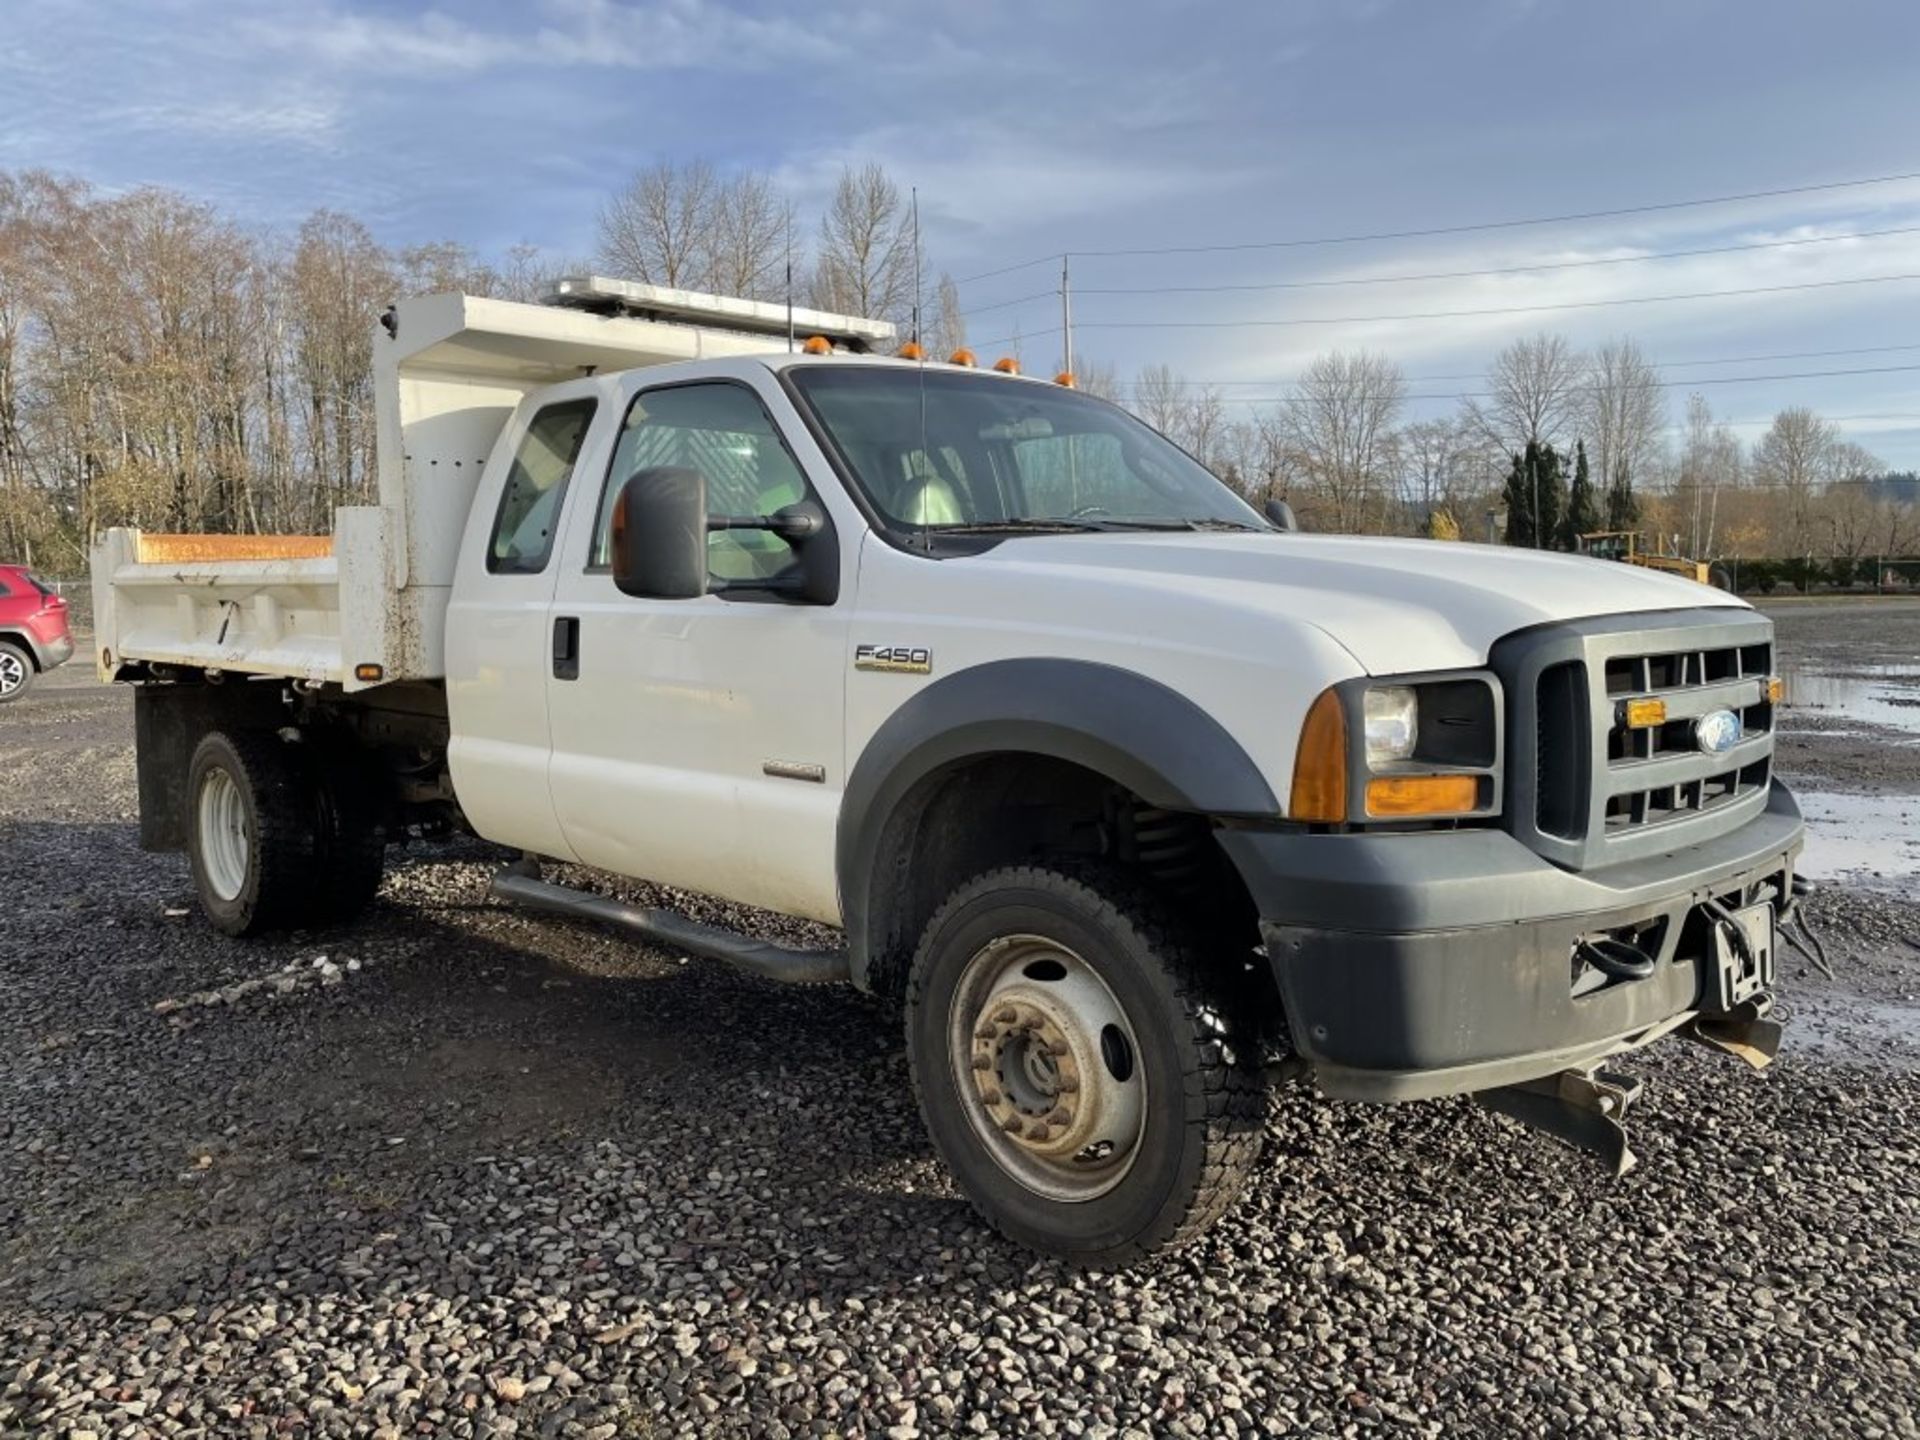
[544,377,850,924]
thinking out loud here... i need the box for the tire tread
[905,860,1267,1265]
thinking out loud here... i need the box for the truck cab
[94,282,1803,1264]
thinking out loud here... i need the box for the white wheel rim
[947,935,1147,1203]
[0,652,25,695]
[197,766,250,902]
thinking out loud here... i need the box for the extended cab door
[445,383,608,860]
[542,373,851,924]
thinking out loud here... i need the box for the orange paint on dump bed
[133,533,333,564]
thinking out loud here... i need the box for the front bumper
[1219,782,1804,1102]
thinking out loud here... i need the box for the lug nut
[970,1054,991,1071]
[993,1007,1018,1025]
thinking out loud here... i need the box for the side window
[591,382,812,586]
[487,398,598,575]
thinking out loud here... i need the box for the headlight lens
[1363,686,1418,766]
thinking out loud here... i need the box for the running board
[489,865,850,986]
[1473,1068,1644,1176]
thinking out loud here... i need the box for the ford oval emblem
[1694,708,1743,756]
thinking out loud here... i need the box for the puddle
[1778,661,1920,738]
[1785,996,1920,1067]
[1795,790,1920,901]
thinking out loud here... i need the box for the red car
[0,564,75,702]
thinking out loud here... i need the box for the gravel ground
[4,611,1919,1440]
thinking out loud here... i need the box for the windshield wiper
[935,518,1118,534]
[936,517,1264,536]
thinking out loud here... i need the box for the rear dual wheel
[187,730,387,936]
[906,864,1268,1265]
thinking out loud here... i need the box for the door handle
[552,616,580,680]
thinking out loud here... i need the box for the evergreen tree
[1562,439,1601,550]
[1605,456,1641,531]
[1501,441,1567,548]
[1500,451,1532,547]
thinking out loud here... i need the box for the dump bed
[92,281,892,691]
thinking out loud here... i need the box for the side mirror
[612,466,708,600]
[1264,497,1299,532]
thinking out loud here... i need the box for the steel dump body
[92,285,891,691]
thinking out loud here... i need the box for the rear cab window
[487,398,599,575]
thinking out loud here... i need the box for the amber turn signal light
[1365,774,1478,818]
[802,335,832,355]
[1767,676,1785,704]
[354,663,384,683]
[1289,689,1348,822]
[1622,697,1667,729]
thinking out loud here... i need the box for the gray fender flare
[835,657,1280,989]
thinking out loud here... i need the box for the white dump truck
[93,278,1804,1263]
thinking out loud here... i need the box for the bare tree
[1582,337,1664,505]
[596,159,716,288]
[1675,394,1742,557]
[706,173,787,301]
[1467,332,1583,453]
[925,272,966,359]
[1750,406,1840,555]
[810,162,913,327]
[1275,350,1406,533]
[1071,358,1118,402]
[1131,363,1188,437]
[1397,416,1467,526]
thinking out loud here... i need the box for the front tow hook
[1473,1068,1644,1176]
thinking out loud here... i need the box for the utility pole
[1059,254,1074,379]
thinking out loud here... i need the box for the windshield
[788,365,1265,541]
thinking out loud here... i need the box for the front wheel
[905,865,1268,1265]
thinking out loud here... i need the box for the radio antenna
[912,187,934,553]
[785,208,795,353]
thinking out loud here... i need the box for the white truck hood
[971,532,1746,675]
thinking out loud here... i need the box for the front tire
[905,864,1267,1265]
[0,641,34,703]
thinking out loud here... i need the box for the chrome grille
[1495,611,1776,870]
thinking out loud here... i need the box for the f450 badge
[856,644,932,675]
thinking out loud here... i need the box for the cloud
[243,0,845,75]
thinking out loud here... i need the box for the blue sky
[5,0,1920,464]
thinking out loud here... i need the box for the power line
[1106,361,1920,406]
[953,164,1920,285]
[1086,342,1920,389]
[961,227,1920,318]
[974,270,1920,346]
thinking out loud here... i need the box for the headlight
[1363,686,1418,766]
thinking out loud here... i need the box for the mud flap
[1473,1068,1644,1176]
